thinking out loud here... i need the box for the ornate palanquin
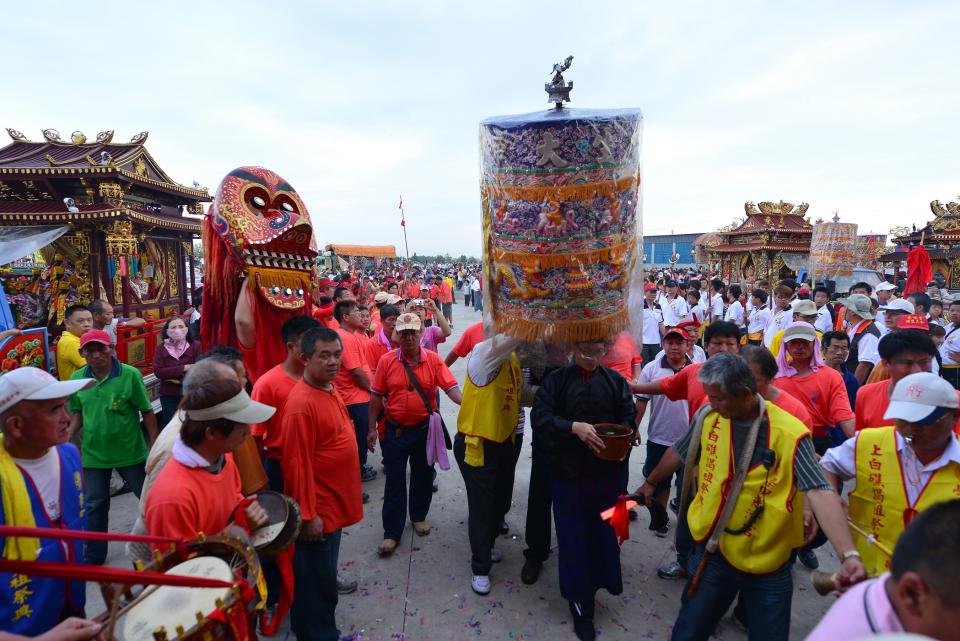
[694,200,813,283]
[0,128,208,331]
[879,200,960,289]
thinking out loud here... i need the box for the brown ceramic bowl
[593,423,634,461]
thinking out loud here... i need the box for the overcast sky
[4,1,958,256]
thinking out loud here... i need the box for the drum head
[121,556,233,641]
[249,491,288,548]
[245,491,301,556]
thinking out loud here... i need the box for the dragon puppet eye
[281,202,295,212]
[251,196,266,209]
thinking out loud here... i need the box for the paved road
[88,301,836,640]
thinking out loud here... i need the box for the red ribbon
[0,524,178,545]
[258,544,295,635]
[0,558,235,589]
[608,495,631,545]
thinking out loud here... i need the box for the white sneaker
[471,574,491,595]
[490,547,502,563]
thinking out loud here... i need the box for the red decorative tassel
[259,544,295,635]
[608,495,631,545]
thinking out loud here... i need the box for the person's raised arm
[234,280,255,348]
[428,299,452,337]
[630,379,665,395]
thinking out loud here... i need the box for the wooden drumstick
[846,519,893,559]
[103,584,123,641]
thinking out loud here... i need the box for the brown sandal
[412,521,431,536]
[377,539,398,557]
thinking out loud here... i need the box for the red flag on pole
[905,242,932,295]
[399,195,405,226]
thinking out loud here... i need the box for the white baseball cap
[880,298,915,314]
[183,389,275,424]
[884,372,959,425]
[875,281,897,292]
[0,367,95,415]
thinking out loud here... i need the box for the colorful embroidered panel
[479,108,643,342]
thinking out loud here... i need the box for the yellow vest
[849,426,960,576]
[457,353,521,467]
[687,403,808,574]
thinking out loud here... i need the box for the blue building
[642,232,702,268]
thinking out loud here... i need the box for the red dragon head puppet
[201,166,317,383]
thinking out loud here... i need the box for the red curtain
[905,245,932,295]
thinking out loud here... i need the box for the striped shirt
[672,411,829,492]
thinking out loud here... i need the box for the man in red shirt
[366,313,462,557]
[334,301,376,491]
[145,377,271,545]
[437,274,455,327]
[774,323,856,454]
[630,321,742,418]
[855,330,948,431]
[281,327,364,641]
[251,316,320,489]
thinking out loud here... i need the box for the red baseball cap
[676,319,701,331]
[644,283,657,292]
[663,327,688,341]
[897,314,929,331]
[317,278,336,289]
[79,329,112,349]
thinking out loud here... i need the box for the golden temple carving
[98,181,125,201]
[133,157,148,177]
[105,220,137,256]
[70,131,87,145]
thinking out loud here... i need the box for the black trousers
[524,423,553,562]
[454,433,520,575]
[292,530,342,641]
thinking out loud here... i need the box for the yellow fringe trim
[492,237,637,270]
[492,308,629,344]
[483,173,640,202]
[247,266,311,291]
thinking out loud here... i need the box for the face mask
[168,327,188,341]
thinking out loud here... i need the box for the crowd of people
[3,262,960,641]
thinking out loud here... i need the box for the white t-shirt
[747,308,771,335]
[764,307,793,348]
[941,325,960,365]
[708,293,725,322]
[724,300,745,328]
[661,296,690,327]
[636,357,692,445]
[13,448,62,520]
[848,321,880,366]
[102,318,119,344]
[814,305,834,335]
[642,302,664,345]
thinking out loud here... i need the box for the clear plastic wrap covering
[809,222,858,281]
[479,107,643,346]
[856,234,888,271]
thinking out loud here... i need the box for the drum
[99,529,262,641]
[246,491,301,556]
